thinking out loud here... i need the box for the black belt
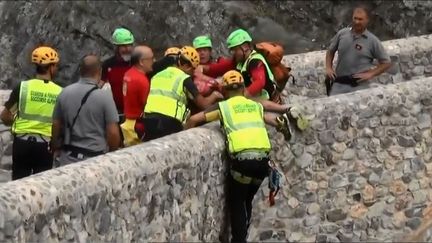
[325,75,361,96]
[63,144,104,158]
[15,133,50,143]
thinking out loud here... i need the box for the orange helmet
[164,47,180,57]
[32,46,59,65]
[180,46,200,68]
[222,70,244,89]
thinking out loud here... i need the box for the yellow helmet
[222,70,244,88]
[31,46,59,65]
[180,46,200,68]
[164,47,180,57]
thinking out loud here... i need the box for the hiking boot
[286,106,312,131]
[276,114,292,141]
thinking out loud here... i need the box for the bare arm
[193,91,223,110]
[370,62,392,77]
[251,98,289,113]
[184,112,207,129]
[106,123,121,151]
[0,108,14,126]
[51,119,63,151]
[354,62,392,81]
[1,84,20,126]
[184,107,220,129]
[325,50,335,70]
[264,113,279,127]
[325,50,336,80]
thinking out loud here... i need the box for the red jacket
[102,55,132,114]
[204,57,267,96]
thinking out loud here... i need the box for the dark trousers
[229,157,269,243]
[12,136,53,180]
[140,113,183,142]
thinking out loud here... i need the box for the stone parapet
[0,77,432,241]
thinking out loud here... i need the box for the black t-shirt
[4,83,20,110]
[183,77,199,100]
[148,56,178,79]
[4,79,53,110]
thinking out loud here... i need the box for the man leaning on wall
[325,4,392,96]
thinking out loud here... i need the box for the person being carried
[52,54,121,166]
[201,29,278,100]
[184,70,291,243]
[102,27,135,121]
[135,46,223,141]
[190,35,225,114]
[121,45,154,147]
[1,46,62,180]
[325,5,391,96]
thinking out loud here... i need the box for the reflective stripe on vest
[144,67,189,122]
[218,96,271,154]
[13,79,62,137]
[237,50,275,100]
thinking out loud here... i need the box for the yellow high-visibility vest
[12,79,62,137]
[144,67,190,122]
[218,95,271,154]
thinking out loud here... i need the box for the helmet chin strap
[240,45,250,61]
[48,65,54,81]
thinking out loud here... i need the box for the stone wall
[1,77,432,241]
[0,127,227,242]
[282,34,432,99]
[250,77,432,242]
[0,90,13,182]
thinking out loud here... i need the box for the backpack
[255,42,295,94]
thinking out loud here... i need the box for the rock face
[0,1,431,87]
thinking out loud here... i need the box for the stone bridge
[0,34,431,242]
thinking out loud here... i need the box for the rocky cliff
[0,0,431,87]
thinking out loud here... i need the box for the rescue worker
[193,35,213,65]
[0,46,62,180]
[121,45,153,147]
[102,27,135,122]
[148,47,181,79]
[184,70,290,242]
[193,35,233,66]
[201,29,277,100]
[191,36,222,115]
[136,46,223,141]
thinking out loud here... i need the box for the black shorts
[139,113,183,142]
